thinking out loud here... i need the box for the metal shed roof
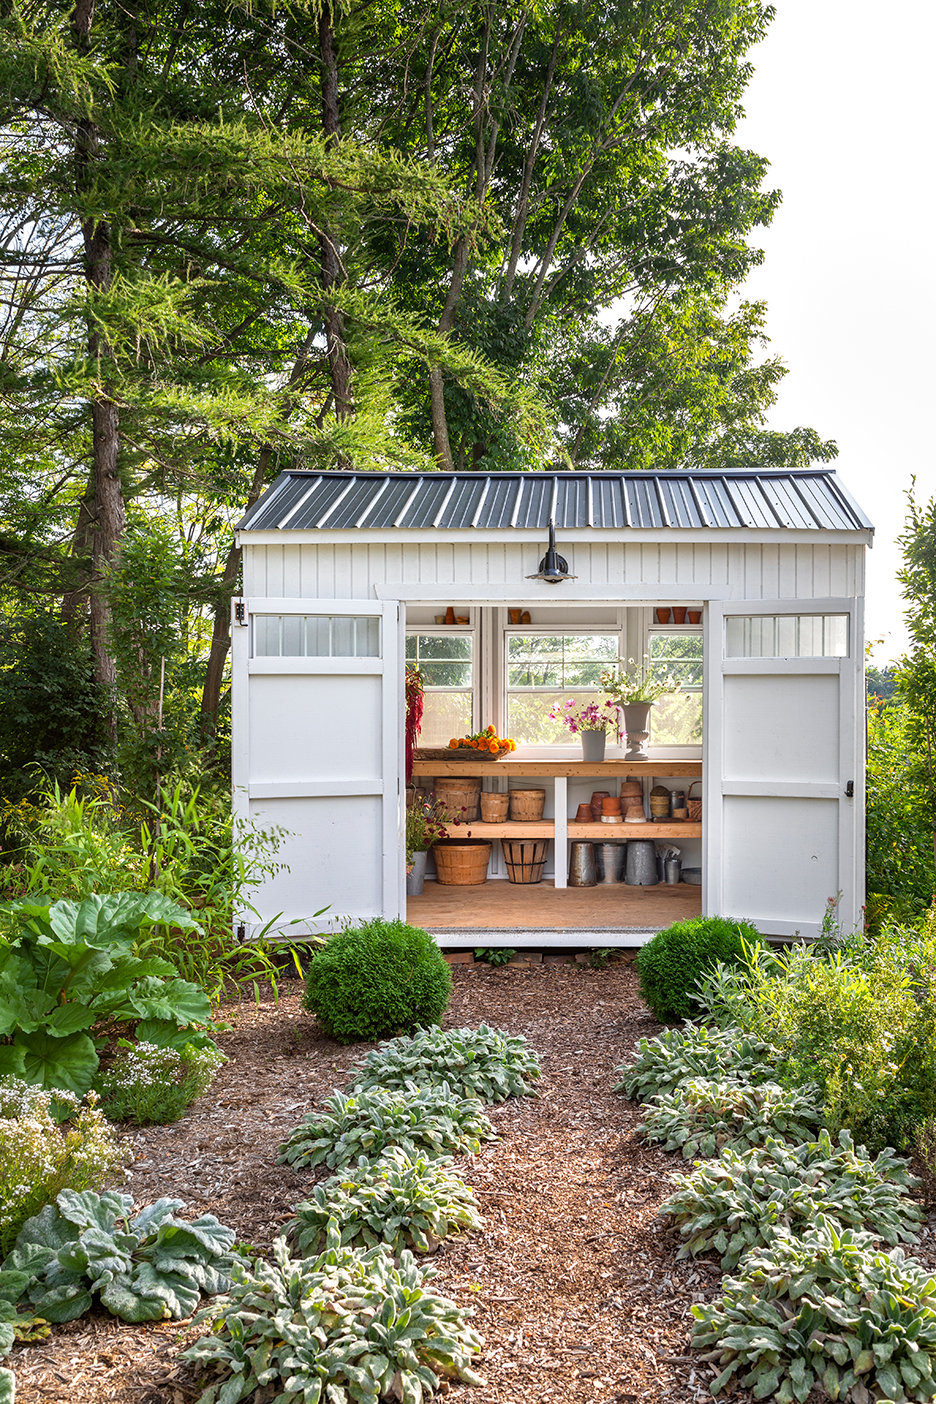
[238,469,873,535]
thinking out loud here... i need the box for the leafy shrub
[287,1147,483,1256]
[661,1129,922,1270]
[95,1040,226,1124]
[639,1077,823,1159]
[0,1079,127,1257]
[696,935,936,1153]
[691,1216,936,1403]
[182,1232,485,1404]
[5,1189,236,1323]
[350,1025,540,1104]
[277,1085,495,1173]
[613,1021,776,1102]
[304,919,451,1043]
[635,917,760,1023]
[0,1269,48,1404]
[0,891,211,1097]
[867,701,936,924]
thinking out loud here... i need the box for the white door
[703,598,864,939]
[231,598,404,935]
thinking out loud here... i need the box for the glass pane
[508,664,562,688]
[650,633,704,660]
[652,692,703,746]
[356,617,380,657]
[282,615,304,656]
[507,691,605,746]
[419,691,472,748]
[825,615,848,656]
[665,660,703,688]
[563,662,609,686]
[725,614,849,658]
[414,635,472,661]
[331,617,355,657]
[405,636,417,660]
[306,617,331,656]
[420,662,472,688]
[507,635,565,660]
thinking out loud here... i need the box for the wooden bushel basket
[501,838,549,884]
[508,789,546,821]
[687,781,702,822]
[432,839,491,885]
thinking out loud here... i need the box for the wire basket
[687,781,702,822]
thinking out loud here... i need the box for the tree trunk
[60,468,96,624]
[318,4,353,432]
[74,0,125,728]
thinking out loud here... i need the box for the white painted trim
[248,779,384,799]
[248,597,384,614]
[722,658,844,676]
[721,781,843,799]
[248,657,383,675]
[238,527,872,548]
[377,584,735,603]
[554,777,568,889]
[383,600,405,919]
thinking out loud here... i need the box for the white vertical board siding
[242,542,865,601]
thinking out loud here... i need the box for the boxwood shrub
[635,916,761,1023]
[303,919,451,1043]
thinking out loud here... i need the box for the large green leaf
[45,1005,97,1036]
[14,1030,98,1096]
[0,962,49,1038]
[0,1364,13,1402]
[0,1046,26,1080]
[98,1272,173,1322]
[134,1018,216,1050]
[47,893,199,950]
[119,977,212,1026]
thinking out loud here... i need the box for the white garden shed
[232,468,873,946]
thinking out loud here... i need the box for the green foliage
[182,1231,485,1404]
[639,1077,824,1160]
[0,1079,127,1258]
[867,701,936,923]
[661,1129,922,1271]
[473,948,515,967]
[286,1148,483,1257]
[0,1263,48,1404]
[635,917,761,1023]
[95,1039,226,1124]
[5,1189,236,1324]
[695,935,936,1153]
[0,891,210,1098]
[613,1021,776,1102]
[303,920,451,1044]
[276,1085,495,1174]
[691,1217,936,1403]
[349,1025,540,1104]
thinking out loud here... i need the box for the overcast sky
[732,0,935,665]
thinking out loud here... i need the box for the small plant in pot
[600,657,681,760]
[548,698,620,762]
[406,799,449,896]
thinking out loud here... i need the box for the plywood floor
[407,878,702,930]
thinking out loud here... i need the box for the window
[406,634,473,747]
[725,614,849,659]
[649,633,703,746]
[506,633,619,745]
[254,614,380,658]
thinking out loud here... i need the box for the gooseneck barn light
[527,519,577,583]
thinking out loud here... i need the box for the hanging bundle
[405,665,424,784]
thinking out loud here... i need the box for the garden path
[11,963,740,1404]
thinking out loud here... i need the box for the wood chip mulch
[19,958,935,1404]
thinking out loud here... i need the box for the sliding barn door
[231,599,404,935]
[703,598,864,938]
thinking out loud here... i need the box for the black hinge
[234,600,246,625]
[845,780,854,798]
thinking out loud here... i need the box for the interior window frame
[405,626,478,742]
[646,625,704,752]
[503,627,625,753]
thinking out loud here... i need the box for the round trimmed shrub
[303,919,452,1043]
[635,917,760,1023]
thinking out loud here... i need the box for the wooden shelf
[450,821,702,840]
[413,758,702,777]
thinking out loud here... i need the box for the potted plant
[600,658,681,760]
[548,698,621,762]
[405,798,449,895]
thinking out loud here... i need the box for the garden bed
[10,961,936,1404]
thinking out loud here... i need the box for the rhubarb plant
[183,1232,485,1404]
[350,1025,540,1104]
[661,1129,922,1269]
[691,1216,936,1403]
[5,1189,236,1323]
[640,1077,823,1159]
[287,1147,483,1256]
[614,1021,776,1102]
[277,1084,495,1173]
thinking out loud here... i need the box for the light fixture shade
[526,518,577,583]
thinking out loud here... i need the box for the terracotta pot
[671,607,687,624]
[601,797,622,815]
[620,781,643,798]
[655,607,671,624]
[590,790,610,822]
[574,803,594,822]
[688,609,702,624]
[508,608,522,624]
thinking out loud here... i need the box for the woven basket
[501,839,549,884]
[432,840,491,885]
[687,781,702,822]
[480,791,510,822]
[509,789,546,821]
[435,777,482,821]
[415,747,505,761]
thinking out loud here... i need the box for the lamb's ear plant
[277,1084,495,1173]
[5,1189,237,1323]
[0,1266,50,1404]
[613,1022,776,1102]
[691,1216,936,1404]
[639,1077,824,1159]
[349,1025,540,1104]
[182,1230,485,1404]
[287,1148,483,1256]
[661,1128,923,1270]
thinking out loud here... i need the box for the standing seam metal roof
[238,470,874,534]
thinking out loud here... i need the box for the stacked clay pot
[601,797,622,824]
[590,790,610,822]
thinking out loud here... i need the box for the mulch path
[16,959,934,1404]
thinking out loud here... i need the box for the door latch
[234,600,246,625]
[845,780,854,798]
